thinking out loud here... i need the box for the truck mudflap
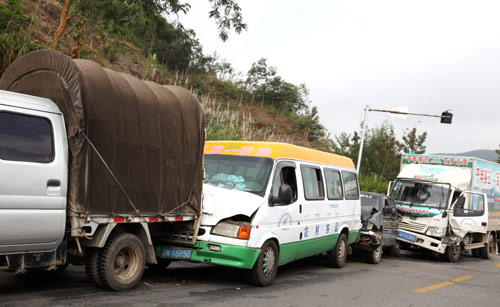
[396,229,447,253]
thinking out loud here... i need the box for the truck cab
[0,90,68,256]
[389,155,494,262]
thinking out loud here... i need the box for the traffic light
[440,111,452,124]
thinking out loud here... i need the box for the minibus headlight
[211,222,251,239]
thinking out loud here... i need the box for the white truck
[0,50,205,290]
[389,154,500,262]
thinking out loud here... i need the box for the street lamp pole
[356,105,370,174]
[355,107,452,174]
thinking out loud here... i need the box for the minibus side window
[271,164,298,203]
[324,168,343,200]
[301,165,324,200]
[342,171,360,200]
[0,111,54,163]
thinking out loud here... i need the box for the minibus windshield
[204,154,273,196]
[390,180,450,209]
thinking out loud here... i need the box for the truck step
[463,242,485,251]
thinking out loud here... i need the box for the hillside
[0,0,332,151]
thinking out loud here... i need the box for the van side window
[301,165,324,200]
[324,169,343,200]
[0,112,54,163]
[271,165,298,203]
[342,171,359,200]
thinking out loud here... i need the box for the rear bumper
[396,229,446,253]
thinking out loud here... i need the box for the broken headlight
[211,222,251,239]
[426,226,446,238]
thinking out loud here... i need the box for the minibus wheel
[327,233,347,268]
[250,240,279,286]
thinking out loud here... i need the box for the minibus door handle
[299,204,302,214]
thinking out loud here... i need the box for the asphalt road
[1,250,499,307]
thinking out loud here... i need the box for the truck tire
[471,248,481,258]
[327,233,347,268]
[444,243,461,262]
[85,248,105,288]
[366,245,382,264]
[481,233,496,259]
[97,232,146,291]
[250,240,279,287]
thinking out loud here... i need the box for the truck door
[448,191,488,239]
[0,108,67,254]
[382,197,398,245]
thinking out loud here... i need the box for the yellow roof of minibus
[204,141,355,169]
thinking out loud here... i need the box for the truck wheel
[327,233,347,268]
[481,233,496,259]
[97,233,146,291]
[444,244,461,262]
[85,248,105,288]
[472,248,481,258]
[250,240,279,287]
[389,241,401,257]
[367,245,382,264]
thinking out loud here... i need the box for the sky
[179,0,500,154]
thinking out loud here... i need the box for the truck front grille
[399,220,427,234]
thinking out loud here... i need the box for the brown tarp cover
[0,50,205,217]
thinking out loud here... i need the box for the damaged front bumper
[396,229,447,254]
[352,230,381,252]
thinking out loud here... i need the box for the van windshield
[204,154,273,196]
[390,180,450,209]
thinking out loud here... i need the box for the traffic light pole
[356,106,452,174]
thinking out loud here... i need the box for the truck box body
[400,154,500,231]
[0,50,205,290]
[0,50,204,218]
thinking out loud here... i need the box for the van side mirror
[278,184,293,205]
[269,184,293,206]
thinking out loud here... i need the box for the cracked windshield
[204,154,273,195]
[391,181,450,208]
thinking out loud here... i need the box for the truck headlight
[211,222,251,239]
[426,226,446,238]
[365,222,374,231]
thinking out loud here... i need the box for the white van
[158,141,361,286]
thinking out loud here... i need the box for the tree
[496,145,500,164]
[401,127,427,154]
[331,122,427,182]
[49,0,247,55]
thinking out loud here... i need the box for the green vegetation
[0,0,40,75]
[0,0,429,192]
[332,122,427,193]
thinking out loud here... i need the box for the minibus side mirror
[278,184,293,205]
[269,184,293,206]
